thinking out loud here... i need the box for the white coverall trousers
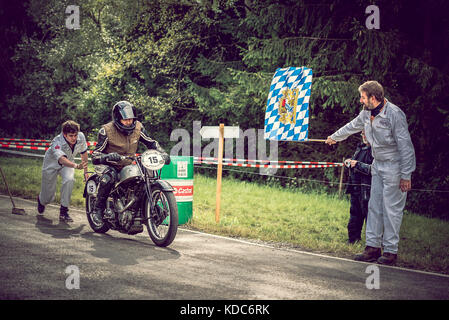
[39,166,75,208]
[38,131,87,208]
[366,159,407,254]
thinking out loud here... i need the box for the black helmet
[112,101,137,136]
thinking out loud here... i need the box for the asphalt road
[1,195,448,300]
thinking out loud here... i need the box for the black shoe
[59,206,73,222]
[59,214,74,222]
[37,196,45,214]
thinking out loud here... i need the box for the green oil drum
[160,156,193,225]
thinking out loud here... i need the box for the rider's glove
[162,153,171,165]
[106,152,122,162]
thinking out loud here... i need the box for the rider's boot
[92,207,104,225]
[92,168,116,225]
[92,180,111,225]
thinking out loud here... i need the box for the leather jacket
[92,120,167,170]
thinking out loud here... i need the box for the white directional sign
[199,126,240,139]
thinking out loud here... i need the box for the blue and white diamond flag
[264,66,312,141]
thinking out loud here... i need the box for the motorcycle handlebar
[105,154,137,164]
[120,155,137,161]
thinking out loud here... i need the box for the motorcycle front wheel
[85,193,110,233]
[144,186,178,247]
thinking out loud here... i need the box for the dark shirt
[346,143,374,201]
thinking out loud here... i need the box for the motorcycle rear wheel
[144,186,178,247]
[85,193,110,233]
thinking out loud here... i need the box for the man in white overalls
[37,120,89,222]
[326,81,416,265]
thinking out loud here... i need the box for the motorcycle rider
[91,100,170,225]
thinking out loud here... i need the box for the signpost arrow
[199,126,240,139]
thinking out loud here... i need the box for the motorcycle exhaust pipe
[116,196,137,214]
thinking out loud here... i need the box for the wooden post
[338,157,345,198]
[215,123,224,223]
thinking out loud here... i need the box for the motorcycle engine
[114,196,136,232]
[118,210,134,231]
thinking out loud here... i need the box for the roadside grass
[190,174,357,253]
[1,153,448,274]
[0,153,86,207]
[190,174,449,274]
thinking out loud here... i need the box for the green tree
[2,0,448,218]
[185,0,449,218]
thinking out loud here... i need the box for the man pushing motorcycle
[91,100,170,225]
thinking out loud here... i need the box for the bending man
[38,120,88,222]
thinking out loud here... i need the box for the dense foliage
[1,0,448,218]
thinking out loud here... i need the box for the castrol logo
[173,185,193,197]
[164,179,193,202]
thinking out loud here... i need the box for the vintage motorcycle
[83,149,178,247]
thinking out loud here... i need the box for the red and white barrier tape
[194,156,339,165]
[0,143,49,151]
[0,138,49,142]
[1,141,97,147]
[0,138,342,169]
[194,160,342,168]
[2,141,51,146]
[0,144,95,154]
[0,138,96,146]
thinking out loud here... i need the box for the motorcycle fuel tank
[118,164,141,184]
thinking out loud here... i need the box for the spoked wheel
[144,186,178,247]
[85,194,110,233]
